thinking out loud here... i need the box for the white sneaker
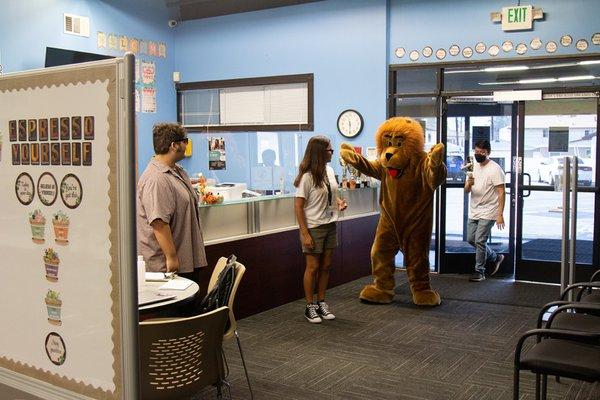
[316,301,335,320]
[304,304,322,323]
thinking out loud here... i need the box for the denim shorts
[301,222,338,254]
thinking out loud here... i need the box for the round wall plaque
[546,41,558,53]
[409,50,419,61]
[422,46,433,58]
[516,43,528,55]
[488,45,500,56]
[502,40,513,52]
[45,332,66,366]
[576,39,589,51]
[435,48,446,60]
[560,35,573,47]
[60,174,83,209]
[15,172,35,205]
[37,172,58,207]
[475,42,486,54]
[449,45,460,56]
[394,47,405,58]
[462,47,473,58]
[592,33,600,45]
[530,38,542,50]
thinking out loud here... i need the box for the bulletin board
[0,56,137,399]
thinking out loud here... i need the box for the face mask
[474,154,487,163]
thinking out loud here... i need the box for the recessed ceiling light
[557,75,596,81]
[484,66,529,72]
[518,78,558,84]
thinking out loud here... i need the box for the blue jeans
[467,218,498,274]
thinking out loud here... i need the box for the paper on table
[159,279,193,291]
[145,272,174,282]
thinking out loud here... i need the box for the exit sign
[502,5,533,30]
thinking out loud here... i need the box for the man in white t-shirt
[464,140,506,282]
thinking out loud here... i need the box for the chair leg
[216,382,223,400]
[513,368,520,400]
[535,374,540,400]
[541,375,547,400]
[235,330,254,400]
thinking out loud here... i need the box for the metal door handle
[523,173,531,198]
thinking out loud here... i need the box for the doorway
[516,97,599,283]
[440,100,515,275]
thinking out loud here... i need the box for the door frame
[514,95,600,283]
[439,99,517,275]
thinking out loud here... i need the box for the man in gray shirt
[137,123,207,283]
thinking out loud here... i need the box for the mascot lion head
[375,117,424,179]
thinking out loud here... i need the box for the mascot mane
[375,117,425,157]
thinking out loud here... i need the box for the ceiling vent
[64,13,90,37]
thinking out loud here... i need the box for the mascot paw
[412,289,441,306]
[428,143,445,166]
[340,142,354,151]
[359,284,394,304]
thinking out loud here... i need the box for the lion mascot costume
[340,117,446,306]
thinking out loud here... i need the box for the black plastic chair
[139,307,230,400]
[513,328,600,400]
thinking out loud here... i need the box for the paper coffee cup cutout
[45,289,63,326]
[43,248,60,282]
[52,210,70,245]
[29,209,46,244]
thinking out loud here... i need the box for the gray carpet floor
[2,273,598,400]
[213,273,599,400]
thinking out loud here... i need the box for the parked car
[536,156,593,186]
[446,155,465,181]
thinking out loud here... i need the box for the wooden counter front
[198,213,379,319]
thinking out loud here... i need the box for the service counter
[197,187,381,319]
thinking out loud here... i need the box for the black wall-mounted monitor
[44,47,114,68]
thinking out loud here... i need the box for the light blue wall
[3,0,598,183]
[389,0,600,64]
[173,0,388,185]
[0,0,177,171]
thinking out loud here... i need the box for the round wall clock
[337,109,364,138]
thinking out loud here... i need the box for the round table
[138,276,200,316]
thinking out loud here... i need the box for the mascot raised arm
[340,117,446,306]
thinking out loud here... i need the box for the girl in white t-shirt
[294,136,347,323]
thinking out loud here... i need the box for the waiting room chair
[514,305,600,400]
[139,306,229,400]
[209,257,253,400]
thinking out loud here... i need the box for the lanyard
[324,178,332,207]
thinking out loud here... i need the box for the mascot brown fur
[340,117,446,306]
